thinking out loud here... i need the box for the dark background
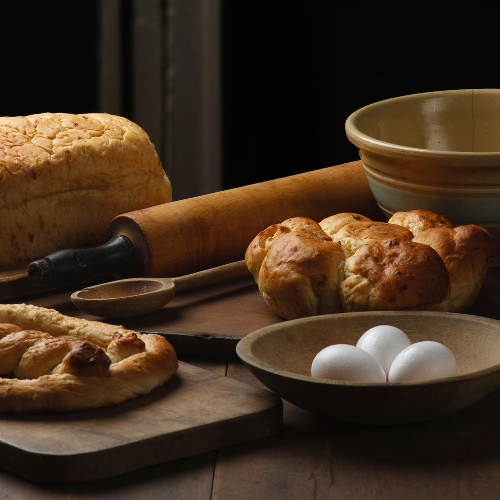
[2,1,500,190]
[1,2,100,119]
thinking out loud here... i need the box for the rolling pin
[28,160,382,287]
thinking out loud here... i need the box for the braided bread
[0,304,178,413]
[245,210,498,319]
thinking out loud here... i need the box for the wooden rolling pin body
[106,160,382,277]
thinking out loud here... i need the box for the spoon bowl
[71,260,249,318]
[75,278,175,300]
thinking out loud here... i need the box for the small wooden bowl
[236,311,500,424]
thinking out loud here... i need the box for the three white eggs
[310,325,457,383]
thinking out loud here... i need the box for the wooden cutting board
[0,261,35,300]
[0,361,282,484]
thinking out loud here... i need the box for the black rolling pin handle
[27,235,137,288]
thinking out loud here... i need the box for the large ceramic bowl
[345,89,500,241]
[236,311,500,424]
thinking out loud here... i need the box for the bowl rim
[345,89,500,165]
[236,311,500,388]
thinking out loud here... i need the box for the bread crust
[331,221,414,258]
[0,113,172,266]
[388,209,455,236]
[280,216,325,233]
[246,211,498,319]
[245,217,346,319]
[413,225,499,311]
[340,239,451,312]
[256,230,345,319]
[245,217,326,280]
[319,213,372,236]
[0,304,178,413]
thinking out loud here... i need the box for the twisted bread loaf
[245,209,498,319]
[0,304,178,413]
[0,113,172,267]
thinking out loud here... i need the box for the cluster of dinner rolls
[0,304,178,413]
[245,210,499,319]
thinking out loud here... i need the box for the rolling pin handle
[27,235,137,288]
[28,258,54,286]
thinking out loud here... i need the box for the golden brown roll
[0,113,172,267]
[413,225,499,312]
[331,221,414,258]
[255,230,345,319]
[245,217,325,280]
[245,217,345,319]
[319,212,372,237]
[340,239,451,312]
[246,210,497,320]
[388,209,455,236]
[0,304,178,413]
[280,216,325,233]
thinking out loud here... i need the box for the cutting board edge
[0,398,283,484]
[0,362,284,485]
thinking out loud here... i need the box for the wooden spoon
[71,260,251,318]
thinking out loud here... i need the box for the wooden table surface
[3,355,500,499]
[3,270,500,499]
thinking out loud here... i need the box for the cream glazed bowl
[345,89,500,245]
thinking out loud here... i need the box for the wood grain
[14,277,281,358]
[8,267,500,361]
[99,0,123,117]
[69,260,250,319]
[213,360,500,500]
[106,161,383,277]
[0,362,282,484]
[164,0,224,200]
[0,161,382,299]
[3,357,500,498]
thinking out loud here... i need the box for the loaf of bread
[0,113,172,267]
[0,304,178,413]
[246,209,499,319]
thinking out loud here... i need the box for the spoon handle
[173,260,250,291]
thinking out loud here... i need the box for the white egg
[311,344,386,383]
[388,341,457,383]
[356,325,412,376]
